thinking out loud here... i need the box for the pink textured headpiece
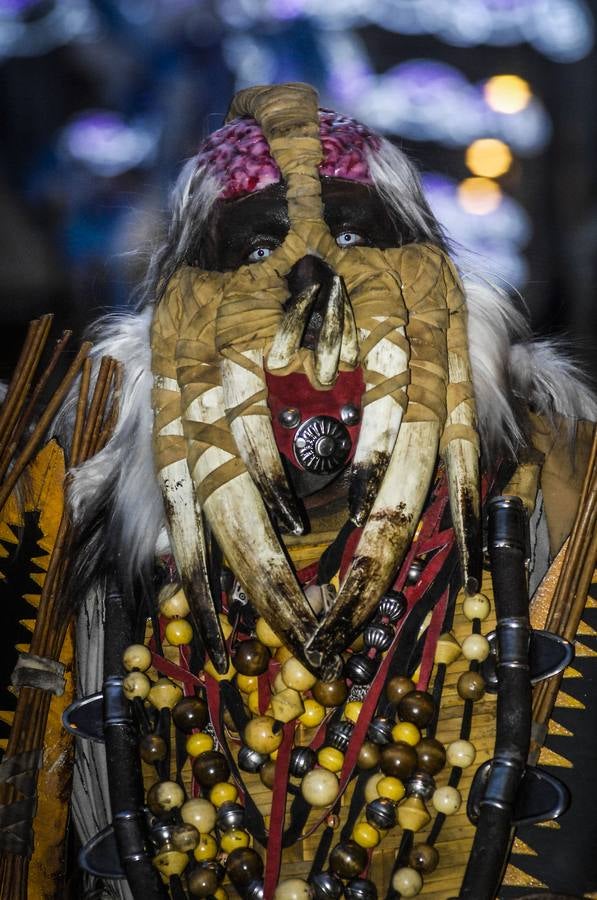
[196,109,381,200]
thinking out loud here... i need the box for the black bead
[344,653,378,685]
[363,623,393,653]
[377,591,407,622]
[367,716,393,745]
[238,745,269,773]
[310,871,344,899]
[289,746,317,778]
[345,878,378,900]
[326,720,354,753]
[246,880,265,900]
[366,797,397,830]
[226,848,264,890]
[172,696,208,733]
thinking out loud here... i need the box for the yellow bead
[446,739,476,769]
[209,781,238,807]
[364,773,384,804]
[220,829,250,853]
[434,632,462,666]
[193,833,218,861]
[352,821,381,848]
[270,688,305,723]
[247,690,261,716]
[298,698,325,728]
[122,643,152,672]
[158,584,190,618]
[181,798,217,833]
[236,673,259,694]
[461,633,490,662]
[244,716,283,755]
[391,867,422,897]
[255,617,284,648]
[397,796,430,832]
[165,618,194,646]
[270,748,278,761]
[272,671,287,693]
[432,785,461,815]
[377,776,405,803]
[317,746,344,773]
[344,701,363,724]
[301,769,339,808]
[273,878,312,899]
[148,678,183,710]
[463,592,491,621]
[152,846,188,879]
[391,722,421,746]
[185,732,214,757]
[281,657,317,691]
[204,657,236,681]
[274,644,293,665]
[122,671,151,700]
[214,889,228,900]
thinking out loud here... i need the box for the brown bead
[191,750,230,789]
[226,847,264,890]
[146,780,185,814]
[357,741,380,770]
[329,840,368,879]
[457,670,486,701]
[397,690,435,727]
[234,639,270,676]
[187,864,219,897]
[416,738,446,775]
[380,741,418,780]
[171,823,199,852]
[139,733,167,764]
[408,842,439,874]
[172,697,208,733]
[386,675,416,706]
[259,759,277,789]
[311,678,348,708]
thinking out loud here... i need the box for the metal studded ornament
[293,415,352,475]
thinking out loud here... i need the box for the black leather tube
[459,496,531,899]
[103,587,168,898]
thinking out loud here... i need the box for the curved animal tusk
[221,348,304,535]
[340,280,359,368]
[266,284,319,372]
[305,419,440,663]
[153,375,228,673]
[185,382,336,676]
[314,275,344,386]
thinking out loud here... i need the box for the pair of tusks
[153,262,479,676]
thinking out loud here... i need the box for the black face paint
[191,178,419,273]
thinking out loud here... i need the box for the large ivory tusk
[186,383,337,676]
[443,308,482,594]
[221,348,304,535]
[340,281,359,368]
[348,321,409,526]
[304,419,439,663]
[314,275,344,386]
[153,375,228,672]
[266,284,319,371]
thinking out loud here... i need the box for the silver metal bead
[340,404,361,426]
[279,407,301,429]
[378,592,407,622]
[363,623,393,652]
[345,877,378,900]
[326,720,354,753]
[238,745,269,773]
[367,717,393,745]
[366,797,397,830]
[406,770,436,800]
[344,653,378,685]
[407,558,425,585]
[293,416,351,474]
[311,871,344,899]
[289,746,317,778]
[216,801,245,831]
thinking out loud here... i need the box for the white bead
[181,798,217,833]
[273,878,312,900]
[463,593,491,621]
[446,739,476,769]
[364,772,384,804]
[432,785,461,815]
[391,867,422,896]
[461,633,490,662]
[300,768,339,808]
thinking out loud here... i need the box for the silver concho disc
[293,415,352,475]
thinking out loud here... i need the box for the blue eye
[336,232,364,247]
[247,246,272,262]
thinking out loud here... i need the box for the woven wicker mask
[150,83,480,678]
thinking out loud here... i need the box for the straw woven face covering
[150,83,480,675]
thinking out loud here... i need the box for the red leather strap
[263,721,297,898]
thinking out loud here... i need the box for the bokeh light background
[1,0,596,377]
